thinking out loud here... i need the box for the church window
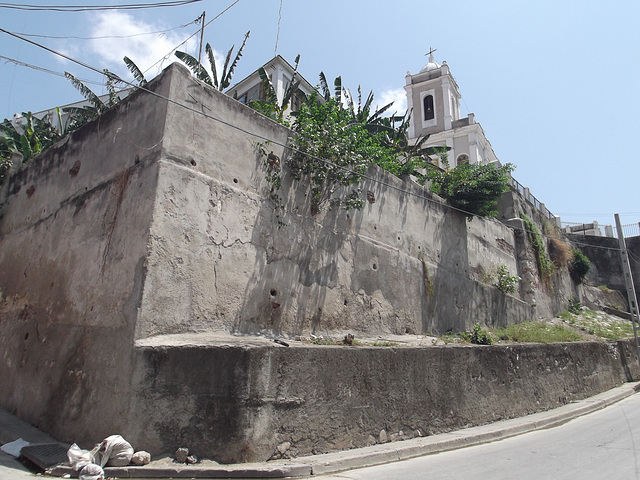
[457,154,469,166]
[423,95,435,121]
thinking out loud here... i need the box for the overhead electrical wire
[141,0,240,75]
[0,27,633,253]
[0,0,202,12]
[10,18,199,40]
[0,54,103,85]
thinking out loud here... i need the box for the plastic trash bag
[67,443,97,471]
[79,463,104,480]
[94,435,133,467]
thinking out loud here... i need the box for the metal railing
[510,177,557,222]
[561,221,640,239]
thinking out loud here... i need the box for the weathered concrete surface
[131,337,640,463]
[0,70,173,447]
[134,63,534,339]
[0,62,636,463]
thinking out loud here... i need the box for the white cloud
[87,11,198,81]
[375,88,407,116]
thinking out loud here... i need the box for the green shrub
[494,265,519,294]
[461,324,493,345]
[569,249,591,284]
[427,162,514,218]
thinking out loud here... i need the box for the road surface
[310,392,640,480]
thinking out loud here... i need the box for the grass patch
[371,340,398,347]
[558,310,635,340]
[494,321,583,343]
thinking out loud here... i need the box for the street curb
[23,381,640,478]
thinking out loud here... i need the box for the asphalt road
[311,392,640,480]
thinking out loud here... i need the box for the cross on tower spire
[425,47,437,59]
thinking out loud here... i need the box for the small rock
[131,451,151,466]
[276,441,291,455]
[366,435,377,446]
[379,429,388,443]
[389,433,399,442]
[175,447,189,463]
[185,455,198,464]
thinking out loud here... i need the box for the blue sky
[1,0,639,228]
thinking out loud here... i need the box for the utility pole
[197,11,206,75]
[615,213,640,367]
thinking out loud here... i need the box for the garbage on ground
[78,463,104,480]
[94,435,133,467]
[66,435,144,471]
[0,438,30,458]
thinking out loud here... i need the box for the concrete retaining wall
[0,63,636,462]
[131,339,640,463]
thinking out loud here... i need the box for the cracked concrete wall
[135,63,534,340]
[132,339,640,463]
[0,67,172,448]
[0,63,597,457]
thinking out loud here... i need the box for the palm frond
[123,56,147,86]
[221,30,249,90]
[334,76,342,105]
[175,50,212,86]
[65,72,105,111]
[205,43,219,89]
[319,72,330,101]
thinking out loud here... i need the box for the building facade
[405,53,499,168]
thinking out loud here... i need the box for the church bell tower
[404,50,462,140]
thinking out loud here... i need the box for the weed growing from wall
[569,249,591,284]
[521,213,554,284]
[461,324,493,345]
[494,265,519,294]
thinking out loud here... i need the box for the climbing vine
[521,213,554,284]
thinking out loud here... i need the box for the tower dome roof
[419,53,440,73]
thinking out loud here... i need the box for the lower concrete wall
[129,339,639,463]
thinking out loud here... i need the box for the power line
[0,0,202,11]
[0,27,629,255]
[0,54,103,85]
[141,0,241,75]
[11,18,199,40]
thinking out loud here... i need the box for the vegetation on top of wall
[0,111,64,182]
[427,161,515,218]
[521,213,554,284]
[460,324,493,345]
[175,31,250,91]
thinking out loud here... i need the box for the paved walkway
[2,382,640,478]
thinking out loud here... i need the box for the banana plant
[123,56,148,87]
[175,31,250,91]
[318,72,342,104]
[63,70,122,130]
[252,54,305,123]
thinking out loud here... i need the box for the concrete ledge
[35,381,640,478]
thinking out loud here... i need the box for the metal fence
[562,221,640,239]
[510,177,558,222]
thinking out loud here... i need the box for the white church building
[404,52,499,169]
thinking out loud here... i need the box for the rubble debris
[175,447,189,463]
[78,463,104,480]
